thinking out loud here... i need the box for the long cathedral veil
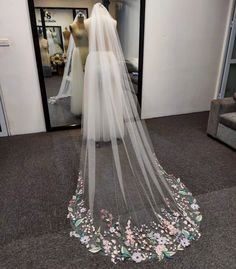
[68,3,202,264]
[48,14,83,104]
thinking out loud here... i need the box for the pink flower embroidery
[168,224,178,235]
[155,245,167,256]
[103,240,111,253]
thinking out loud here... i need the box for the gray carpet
[45,75,81,127]
[0,112,235,269]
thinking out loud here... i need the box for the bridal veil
[68,3,202,264]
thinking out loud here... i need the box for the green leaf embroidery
[164,251,176,258]
[96,226,101,234]
[89,246,102,253]
[121,246,131,258]
[188,234,194,240]
[179,190,189,196]
[196,215,202,222]
[182,229,190,238]
[75,218,84,227]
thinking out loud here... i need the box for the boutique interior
[34,0,140,128]
[0,0,236,268]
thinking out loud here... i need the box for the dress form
[69,16,85,116]
[70,16,88,67]
[39,36,50,66]
[63,27,71,55]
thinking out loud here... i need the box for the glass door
[219,1,236,98]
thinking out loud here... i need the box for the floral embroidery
[68,161,202,264]
[131,252,144,263]
[157,237,168,245]
[191,203,200,210]
[180,238,190,247]
[155,244,167,256]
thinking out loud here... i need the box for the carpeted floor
[45,75,81,128]
[0,112,235,269]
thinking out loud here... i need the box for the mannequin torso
[63,27,71,53]
[70,17,88,66]
[39,37,50,66]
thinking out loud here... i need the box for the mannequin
[63,27,71,55]
[70,13,88,67]
[39,35,50,66]
[68,14,86,116]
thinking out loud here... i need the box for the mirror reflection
[34,1,141,129]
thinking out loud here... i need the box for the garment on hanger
[68,3,202,264]
[46,30,63,56]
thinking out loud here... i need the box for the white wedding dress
[71,44,84,116]
[68,3,202,264]
[48,15,84,112]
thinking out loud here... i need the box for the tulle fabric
[68,3,202,264]
[48,14,84,105]
[70,47,84,115]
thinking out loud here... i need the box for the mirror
[29,0,145,131]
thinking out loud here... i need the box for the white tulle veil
[48,14,84,104]
[68,3,202,264]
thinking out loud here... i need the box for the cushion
[233,92,236,102]
[219,112,236,131]
[126,60,138,73]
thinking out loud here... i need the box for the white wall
[0,0,232,135]
[34,0,99,15]
[142,0,232,119]
[0,0,46,135]
[115,0,140,60]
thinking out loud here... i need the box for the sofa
[207,93,236,149]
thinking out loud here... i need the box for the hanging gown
[71,43,84,116]
[68,3,202,264]
[39,37,50,66]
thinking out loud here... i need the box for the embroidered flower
[180,238,190,247]
[131,252,143,263]
[191,203,199,210]
[125,229,133,236]
[103,239,111,253]
[80,235,90,245]
[167,225,178,235]
[148,232,160,240]
[157,236,168,245]
[109,227,116,233]
[80,207,87,213]
[68,173,202,264]
[126,234,135,243]
[70,231,76,237]
[155,244,167,256]
[124,240,130,246]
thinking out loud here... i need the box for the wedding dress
[70,42,84,116]
[48,15,84,112]
[68,3,202,264]
[47,30,63,56]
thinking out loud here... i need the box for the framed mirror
[28,0,146,131]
